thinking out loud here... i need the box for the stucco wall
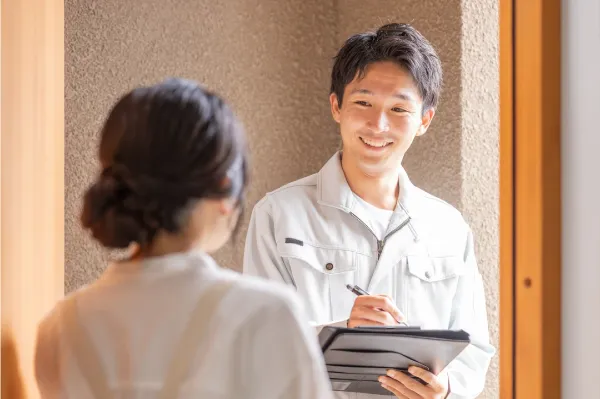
[65,0,339,285]
[460,1,500,397]
[65,1,499,397]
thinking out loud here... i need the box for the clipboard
[319,326,470,395]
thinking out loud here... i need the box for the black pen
[345,284,409,326]
[346,284,370,296]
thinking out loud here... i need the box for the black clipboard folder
[319,326,470,395]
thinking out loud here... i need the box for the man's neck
[341,155,400,211]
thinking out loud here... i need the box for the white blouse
[34,250,333,399]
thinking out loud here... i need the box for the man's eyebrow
[350,88,374,95]
[349,88,415,102]
[393,92,416,102]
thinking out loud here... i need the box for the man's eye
[355,101,370,106]
[392,107,407,113]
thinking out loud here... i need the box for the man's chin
[341,150,403,175]
[356,156,401,177]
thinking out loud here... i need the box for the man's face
[330,61,434,176]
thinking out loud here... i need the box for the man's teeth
[360,137,392,147]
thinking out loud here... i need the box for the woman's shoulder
[217,268,306,321]
[36,281,99,341]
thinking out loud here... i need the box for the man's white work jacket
[244,152,495,399]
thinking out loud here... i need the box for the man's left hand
[378,366,449,399]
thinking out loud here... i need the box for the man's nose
[372,112,390,133]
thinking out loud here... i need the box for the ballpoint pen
[346,284,370,296]
[346,284,409,326]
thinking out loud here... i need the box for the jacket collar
[317,152,423,238]
[316,152,356,212]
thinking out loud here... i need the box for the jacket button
[325,263,334,271]
[425,271,432,279]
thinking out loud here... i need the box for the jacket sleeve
[243,197,348,332]
[445,228,496,399]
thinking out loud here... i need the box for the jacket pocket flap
[277,240,356,274]
[407,256,465,282]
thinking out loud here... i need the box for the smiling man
[244,23,495,399]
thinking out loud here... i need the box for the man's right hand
[347,295,406,328]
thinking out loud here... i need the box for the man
[243,23,495,399]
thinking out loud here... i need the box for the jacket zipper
[380,218,412,257]
[350,213,412,260]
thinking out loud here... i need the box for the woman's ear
[218,198,237,216]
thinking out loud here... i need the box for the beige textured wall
[65,1,499,397]
[460,1,500,397]
[65,0,339,287]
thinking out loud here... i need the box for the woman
[34,78,333,399]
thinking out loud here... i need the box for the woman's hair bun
[80,78,249,249]
[81,166,161,249]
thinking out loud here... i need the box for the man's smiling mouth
[360,137,393,148]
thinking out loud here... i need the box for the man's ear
[416,107,435,136]
[330,93,341,124]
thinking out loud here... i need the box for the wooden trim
[499,0,514,397]
[1,1,65,398]
[513,0,561,398]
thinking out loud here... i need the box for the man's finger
[351,306,397,325]
[347,318,385,328]
[355,296,406,323]
[386,370,429,397]
[383,303,406,323]
[407,366,434,385]
[380,383,403,398]
[380,382,408,399]
[408,366,444,392]
[355,295,393,309]
[379,376,419,399]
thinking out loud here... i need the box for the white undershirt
[353,194,394,241]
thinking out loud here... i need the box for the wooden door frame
[1,1,65,398]
[500,0,562,398]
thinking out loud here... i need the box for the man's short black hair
[330,23,443,113]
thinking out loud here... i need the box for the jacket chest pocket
[278,242,357,324]
[404,255,465,328]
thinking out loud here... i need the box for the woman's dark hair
[330,23,443,113]
[81,78,248,249]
